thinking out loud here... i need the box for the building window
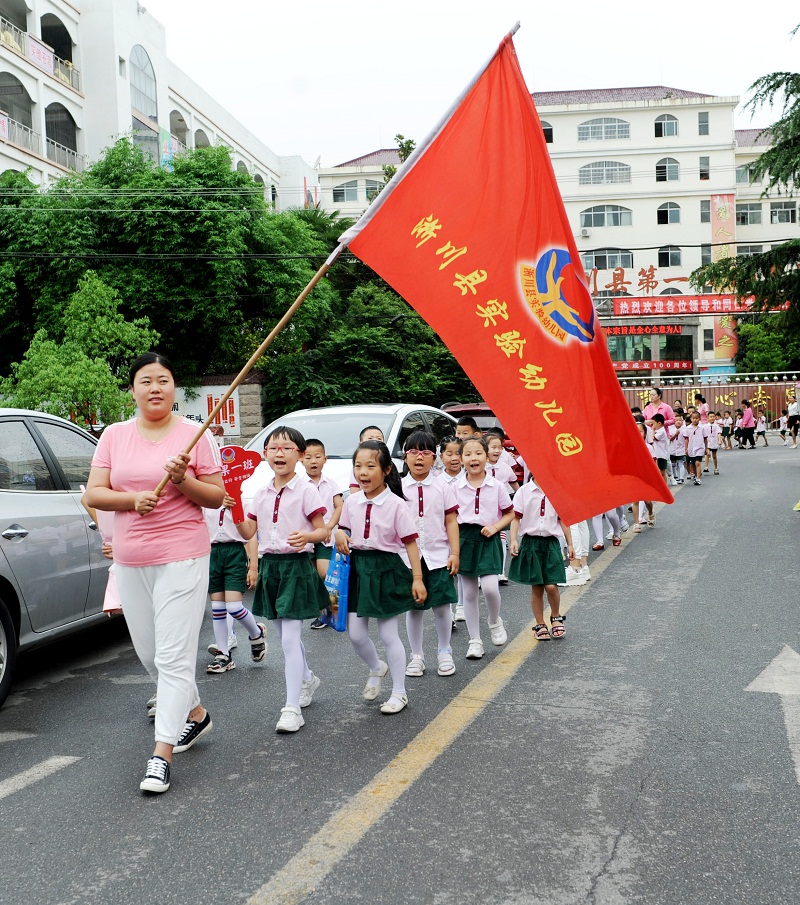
[736,203,762,226]
[655,158,679,182]
[580,204,632,228]
[736,164,756,184]
[332,180,358,203]
[701,244,712,265]
[703,329,714,351]
[130,44,158,122]
[660,287,683,295]
[577,117,630,141]
[119,57,126,77]
[771,201,796,224]
[654,114,678,138]
[658,245,681,267]
[700,200,711,223]
[578,161,631,185]
[698,112,709,136]
[699,156,710,180]
[737,245,763,257]
[657,202,680,225]
[541,120,553,143]
[581,248,633,270]
[365,179,382,200]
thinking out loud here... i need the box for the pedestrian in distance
[755,411,769,447]
[509,478,574,640]
[400,431,460,678]
[453,436,515,660]
[235,427,329,734]
[204,495,266,673]
[705,412,722,474]
[684,410,709,484]
[84,352,225,795]
[336,440,427,715]
[740,400,756,449]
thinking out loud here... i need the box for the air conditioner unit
[581,227,591,238]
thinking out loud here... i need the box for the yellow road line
[248,498,675,904]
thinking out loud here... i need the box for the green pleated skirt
[508,534,566,586]
[349,549,419,619]
[458,523,503,577]
[416,561,458,611]
[253,552,329,620]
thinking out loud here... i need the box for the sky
[143,0,800,168]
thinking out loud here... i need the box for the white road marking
[0,756,81,801]
[0,731,36,743]
[747,645,800,784]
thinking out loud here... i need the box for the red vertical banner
[711,194,735,262]
[713,315,738,359]
[340,34,670,523]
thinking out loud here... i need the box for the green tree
[379,134,417,193]
[0,272,158,430]
[735,316,800,372]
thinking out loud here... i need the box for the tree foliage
[735,315,800,373]
[380,134,417,191]
[0,272,158,429]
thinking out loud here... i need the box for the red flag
[220,445,262,523]
[339,32,672,524]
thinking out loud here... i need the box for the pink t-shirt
[400,473,459,569]
[684,423,709,457]
[741,408,755,429]
[707,423,722,450]
[92,418,221,567]
[247,473,326,555]
[488,460,517,489]
[696,402,710,424]
[339,486,419,554]
[454,473,513,526]
[204,505,244,545]
[306,472,342,548]
[513,481,562,538]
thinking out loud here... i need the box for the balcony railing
[0,114,42,155]
[1,15,82,92]
[46,137,84,172]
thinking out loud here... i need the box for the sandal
[633,524,642,533]
[612,535,622,546]
[647,515,655,528]
[405,654,425,677]
[591,542,604,551]
[533,623,551,640]
[550,614,566,639]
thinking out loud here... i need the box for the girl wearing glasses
[509,478,574,640]
[454,437,515,660]
[236,427,329,734]
[401,432,460,678]
[336,441,427,715]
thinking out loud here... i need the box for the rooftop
[532,86,717,106]
[334,149,401,168]
[735,127,772,147]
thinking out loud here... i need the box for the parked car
[244,404,458,491]
[441,402,504,434]
[0,409,111,707]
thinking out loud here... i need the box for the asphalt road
[1,441,798,905]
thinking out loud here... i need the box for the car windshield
[264,412,396,458]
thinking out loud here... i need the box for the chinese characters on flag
[339,33,671,523]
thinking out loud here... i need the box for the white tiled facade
[319,87,795,377]
[0,0,316,207]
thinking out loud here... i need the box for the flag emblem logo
[220,446,236,464]
[520,249,595,345]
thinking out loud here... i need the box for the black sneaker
[139,755,170,793]
[250,623,267,662]
[310,617,329,629]
[206,653,235,674]
[173,711,212,753]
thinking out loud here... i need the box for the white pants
[116,556,210,746]
[569,521,590,559]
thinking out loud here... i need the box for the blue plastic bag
[323,552,350,632]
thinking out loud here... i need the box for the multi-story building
[319,86,796,381]
[0,0,316,207]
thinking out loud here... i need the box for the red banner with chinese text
[611,294,760,317]
[339,35,671,523]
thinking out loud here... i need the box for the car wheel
[0,596,17,709]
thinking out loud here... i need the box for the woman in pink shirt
[85,353,225,794]
[740,400,756,449]
[694,393,710,424]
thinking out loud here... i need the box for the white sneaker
[580,566,591,581]
[620,520,629,532]
[605,529,614,540]
[437,649,456,676]
[298,673,321,708]
[405,654,426,677]
[466,638,485,659]
[276,706,304,733]
[489,619,507,646]
[454,604,466,622]
[559,566,588,587]
[207,634,238,655]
